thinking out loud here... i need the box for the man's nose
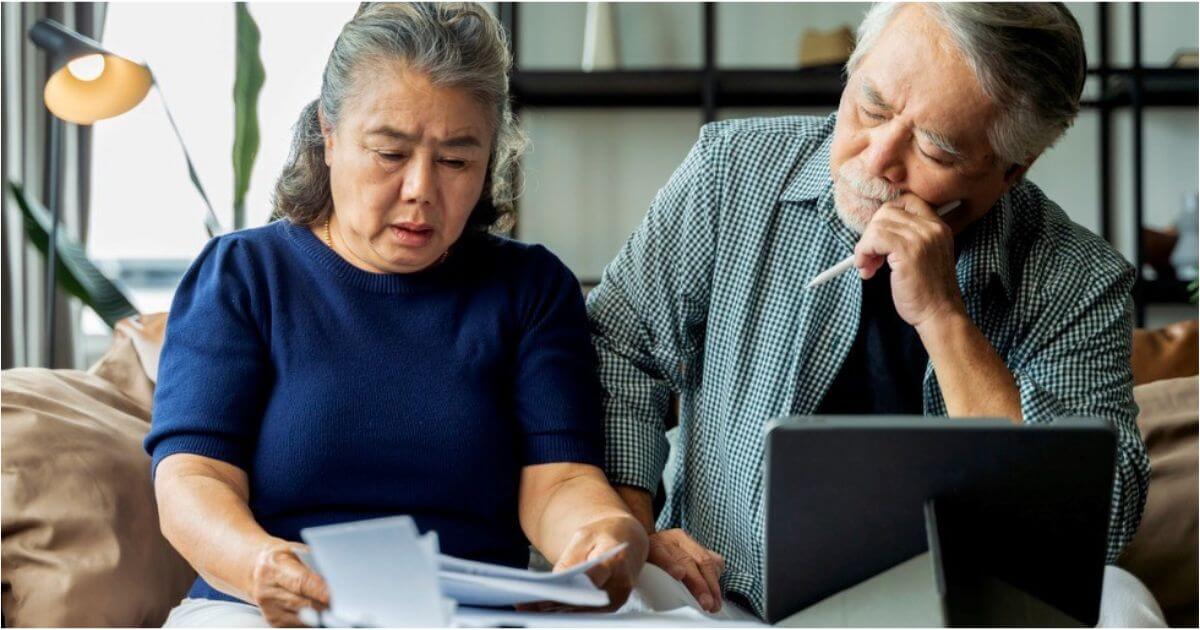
[401,156,436,206]
[862,125,907,185]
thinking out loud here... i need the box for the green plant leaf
[7,180,140,328]
[232,2,265,230]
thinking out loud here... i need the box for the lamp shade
[28,19,153,125]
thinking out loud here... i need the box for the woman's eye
[376,151,406,162]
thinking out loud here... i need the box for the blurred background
[3,2,1197,369]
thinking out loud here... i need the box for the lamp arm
[149,71,225,238]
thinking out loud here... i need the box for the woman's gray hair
[846,3,1086,166]
[272,2,526,231]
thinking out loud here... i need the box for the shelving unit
[498,3,1198,321]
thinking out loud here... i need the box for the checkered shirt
[586,113,1150,618]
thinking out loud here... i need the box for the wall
[516,3,1199,283]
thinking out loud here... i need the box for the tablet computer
[762,416,1116,625]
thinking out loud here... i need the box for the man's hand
[647,528,725,613]
[248,540,330,627]
[614,485,725,613]
[853,194,966,330]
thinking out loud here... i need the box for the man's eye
[861,107,887,121]
[376,152,406,162]
[921,150,953,167]
[440,158,467,170]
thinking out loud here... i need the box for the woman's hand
[646,528,725,613]
[520,514,648,613]
[557,514,649,610]
[249,540,331,627]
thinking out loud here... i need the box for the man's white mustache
[838,161,901,203]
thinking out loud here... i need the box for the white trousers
[162,564,1165,627]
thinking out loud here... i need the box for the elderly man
[588,2,1159,625]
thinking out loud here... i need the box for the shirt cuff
[604,415,671,495]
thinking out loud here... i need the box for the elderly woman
[145,3,647,626]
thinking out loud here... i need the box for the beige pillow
[1120,375,1199,628]
[1,335,195,627]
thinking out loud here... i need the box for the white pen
[805,200,962,290]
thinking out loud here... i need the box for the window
[83,3,354,348]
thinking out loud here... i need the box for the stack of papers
[297,516,620,627]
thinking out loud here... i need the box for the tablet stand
[923,499,1087,627]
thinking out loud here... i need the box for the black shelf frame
[498,3,1199,316]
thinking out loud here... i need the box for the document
[298,516,620,626]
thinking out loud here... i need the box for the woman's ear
[319,106,335,167]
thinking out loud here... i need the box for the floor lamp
[27,18,221,367]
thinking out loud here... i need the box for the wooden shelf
[1108,68,1199,107]
[715,68,845,107]
[512,70,704,108]
[512,67,847,109]
[511,66,1195,110]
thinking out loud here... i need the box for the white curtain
[2,2,106,369]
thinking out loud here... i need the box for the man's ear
[1002,156,1037,188]
[319,106,335,167]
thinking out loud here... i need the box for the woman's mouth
[390,223,434,247]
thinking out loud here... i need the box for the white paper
[302,518,446,627]
[441,571,607,608]
[439,543,629,582]
[453,605,763,627]
[300,516,625,624]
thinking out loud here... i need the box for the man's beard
[833,159,901,234]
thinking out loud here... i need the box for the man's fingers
[668,549,716,612]
[672,537,723,613]
[692,552,723,612]
[648,543,685,580]
[855,220,916,278]
[885,194,940,221]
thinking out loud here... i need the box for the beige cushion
[1119,375,1199,627]
[1,333,195,627]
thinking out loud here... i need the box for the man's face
[829,5,1028,235]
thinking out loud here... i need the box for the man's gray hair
[273,2,526,231]
[846,3,1086,166]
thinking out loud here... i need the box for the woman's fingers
[584,558,614,590]
[553,531,595,572]
[276,551,331,607]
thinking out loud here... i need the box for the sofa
[2,315,1197,627]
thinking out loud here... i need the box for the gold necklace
[323,217,450,265]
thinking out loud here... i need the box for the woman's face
[322,65,493,273]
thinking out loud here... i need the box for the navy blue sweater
[145,220,604,603]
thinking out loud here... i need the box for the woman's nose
[401,157,436,206]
